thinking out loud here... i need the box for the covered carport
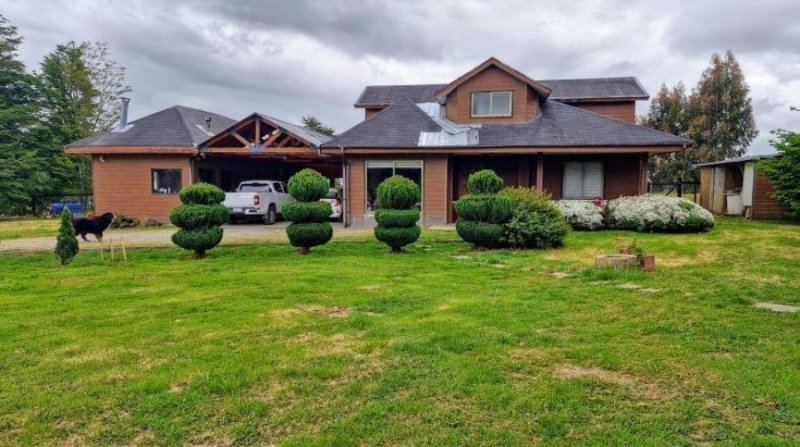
[195,113,342,192]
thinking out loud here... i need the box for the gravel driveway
[0,222,364,253]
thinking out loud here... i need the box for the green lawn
[1,218,798,446]
[0,218,172,242]
[0,218,61,240]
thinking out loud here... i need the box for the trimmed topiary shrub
[285,168,333,254]
[170,182,228,258]
[608,195,715,232]
[373,175,421,252]
[500,187,568,249]
[555,200,606,231]
[55,208,79,265]
[455,170,511,248]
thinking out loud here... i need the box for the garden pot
[641,255,656,273]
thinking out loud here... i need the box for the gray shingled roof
[66,105,236,148]
[540,77,648,101]
[354,77,647,106]
[325,99,690,148]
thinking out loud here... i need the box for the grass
[1,218,798,446]
[0,218,172,242]
[0,218,60,240]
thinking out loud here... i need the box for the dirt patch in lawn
[556,364,669,400]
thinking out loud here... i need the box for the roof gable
[434,57,552,103]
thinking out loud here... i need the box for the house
[320,57,691,227]
[65,102,338,222]
[697,154,789,219]
[66,57,690,227]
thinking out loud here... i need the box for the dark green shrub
[169,204,229,229]
[453,194,513,223]
[373,175,421,252]
[455,169,510,248]
[171,183,228,258]
[287,168,329,202]
[374,208,420,227]
[499,187,568,249]
[282,201,332,223]
[55,208,78,265]
[759,128,800,219]
[376,175,421,209]
[286,222,333,250]
[285,169,333,254]
[179,182,225,205]
[455,221,505,248]
[374,225,422,251]
[171,226,224,252]
[467,169,504,194]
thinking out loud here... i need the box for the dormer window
[471,91,512,117]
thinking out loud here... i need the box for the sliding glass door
[365,160,423,212]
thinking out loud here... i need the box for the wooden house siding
[445,66,537,124]
[752,170,790,219]
[571,101,636,123]
[92,154,192,223]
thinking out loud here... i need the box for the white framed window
[152,169,182,195]
[366,160,423,212]
[471,91,513,117]
[562,161,604,199]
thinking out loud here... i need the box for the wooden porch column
[638,152,649,195]
[535,153,544,191]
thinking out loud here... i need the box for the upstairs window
[152,169,182,195]
[471,91,512,117]
[562,162,604,199]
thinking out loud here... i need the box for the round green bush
[169,204,229,229]
[456,220,505,248]
[376,175,420,210]
[172,183,227,258]
[375,225,421,250]
[374,208,420,228]
[282,201,332,223]
[179,182,225,205]
[498,187,568,249]
[454,194,513,223]
[286,222,333,249]
[171,226,223,253]
[287,168,329,202]
[467,169,504,194]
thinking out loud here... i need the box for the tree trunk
[297,247,310,255]
[194,250,206,259]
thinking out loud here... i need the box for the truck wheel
[229,215,239,225]
[263,206,277,225]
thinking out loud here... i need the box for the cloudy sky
[5,0,800,154]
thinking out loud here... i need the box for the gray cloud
[4,0,800,154]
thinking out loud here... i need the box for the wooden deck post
[535,153,544,191]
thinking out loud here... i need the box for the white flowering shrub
[555,200,606,230]
[608,195,715,232]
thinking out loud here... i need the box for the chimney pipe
[119,97,130,129]
[205,116,212,131]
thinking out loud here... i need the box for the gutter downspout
[340,146,348,228]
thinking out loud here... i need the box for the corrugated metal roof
[695,153,781,168]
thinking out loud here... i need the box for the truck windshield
[239,183,271,192]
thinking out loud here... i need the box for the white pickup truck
[223,180,293,225]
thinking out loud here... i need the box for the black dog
[73,212,114,242]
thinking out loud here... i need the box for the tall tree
[687,50,758,165]
[639,83,694,182]
[84,42,131,132]
[759,107,800,219]
[302,115,335,136]
[0,15,51,215]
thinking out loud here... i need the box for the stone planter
[640,255,656,273]
[595,254,639,270]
